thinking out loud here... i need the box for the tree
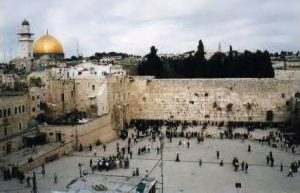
[95,52,102,64]
[137,46,166,78]
[192,40,206,77]
[70,56,77,61]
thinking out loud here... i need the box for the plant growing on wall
[226,103,233,112]
[266,110,274,121]
[246,103,252,111]
[213,101,218,108]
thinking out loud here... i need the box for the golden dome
[33,34,64,54]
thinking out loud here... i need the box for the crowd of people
[1,119,299,188]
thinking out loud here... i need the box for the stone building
[0,94,31,156]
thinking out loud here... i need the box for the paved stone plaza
[1,128,300,193]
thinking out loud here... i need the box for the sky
[0,0,299,61]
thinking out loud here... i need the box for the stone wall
[39,114,118,148]
[19,141,73,173]
[129,77,297,124]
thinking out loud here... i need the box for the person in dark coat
[42,164,45,176]
[220,160,224,166]
[248,145,251,152]
[280,162,283,172]
[266,155,270,165]
[270,157,274,167]
[26,176,31,187]
[245,162,248,174]
[216,150,220,159]
[241,161,245,171]
[176,153,180,162]
[90,159,93,168]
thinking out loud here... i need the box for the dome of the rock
[33,34,64,60]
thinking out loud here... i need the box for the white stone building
[50,62,125,79]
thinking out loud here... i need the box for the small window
[61,93,64,102]
[71,91,74,97]
[19,106,21,113]
[3,109,7,117]
[282,93,285,98]
[37,95,40,99]
[32,96,35,101]
[32,107,36,112]
[19,122,22,130]
[0,109,2,118]
[22,105,25,112]
[7,108,11,116]
[49,132,53,136]
[286,101,290,107]
[15,107,18,114]
[92,85,95,90]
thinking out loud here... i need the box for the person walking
[216,150,220,159]
[266,155,270,165]
[245,162,248,174]
[176,153,180,162]
[26,176,31,187]
[199,159,202,167]
[280,162,283,172]
[54,172,58,184]
[241,161,245,171]
[220,160,224,166]
[270,157,274,167]
[248,145,251,152]
[287,169,293,177]
[42,163,45,176]
[90,159,93,168]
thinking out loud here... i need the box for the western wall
[128,76,298,124]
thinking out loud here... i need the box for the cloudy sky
[0,0,299,61]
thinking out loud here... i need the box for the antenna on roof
[47,29,48,35]
[218,42,222,52]
[76,40,79,58]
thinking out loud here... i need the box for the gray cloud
[0,0,299,62]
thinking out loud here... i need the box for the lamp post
[160,133,164,193]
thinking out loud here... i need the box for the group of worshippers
[90,156,130,173]
[232,157,249,173]
[1,165,25,182]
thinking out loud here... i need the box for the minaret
[17,19,34,58]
